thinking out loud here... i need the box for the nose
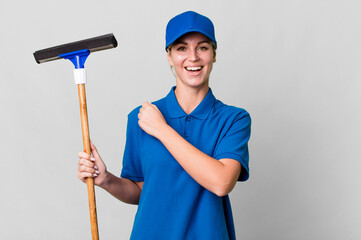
[188,48,199,62]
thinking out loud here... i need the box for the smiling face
[167,32,216,90]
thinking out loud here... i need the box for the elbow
[213,190,228,198]
[213,187,232,197]
[212,180,236,197]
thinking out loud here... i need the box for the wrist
[99,171,111,189]
[157,124,173,142]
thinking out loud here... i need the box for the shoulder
[212,99,251,122]
[127,105,141,121]
[152,97,168,112]
[127,96,168,120]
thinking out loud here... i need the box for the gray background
[1,0,360,239]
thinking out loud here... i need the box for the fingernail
[95,170,100,174]
[93,173,98,177]
[94,165,98,170]
[90,157,95,161]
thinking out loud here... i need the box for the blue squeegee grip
[59,49,90,69]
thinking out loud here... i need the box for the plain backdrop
[1,0,360,239]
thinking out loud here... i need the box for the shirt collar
[166,86,216,120]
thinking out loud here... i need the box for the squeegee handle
[78,84,99,240]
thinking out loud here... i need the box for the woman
[78,11,251,240]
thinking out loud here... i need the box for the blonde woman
[78,11,251,240]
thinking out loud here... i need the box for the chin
[186,80,209,88]
[176,74,210,88]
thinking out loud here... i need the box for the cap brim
[166,29,217,50]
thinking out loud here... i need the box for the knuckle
[80,165,88,172]
[79,158,93,167]
[78,159,86,167]
[78,152,90,159]
[81,172,91,178]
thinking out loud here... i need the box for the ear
[213,50,216,63]
[167,50,174,66]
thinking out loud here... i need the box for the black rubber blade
[34,33,118,64]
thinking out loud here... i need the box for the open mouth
[185,66,203,72]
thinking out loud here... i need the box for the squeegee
[34,33,118,240]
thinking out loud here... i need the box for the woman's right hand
[78,142,108,187]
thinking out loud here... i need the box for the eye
[198,46,209,51]
[176,46,186,51]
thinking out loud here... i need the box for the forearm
[100,172,142,205]
[158,125,240,196]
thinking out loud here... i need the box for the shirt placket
[184,115,192,139]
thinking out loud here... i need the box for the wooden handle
[78,84,99,240]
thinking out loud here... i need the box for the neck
[174,84,209,115]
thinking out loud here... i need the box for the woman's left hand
[138,102,168,138]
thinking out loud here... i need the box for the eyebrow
[174,40,210,45]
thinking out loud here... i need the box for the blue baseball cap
[165,11,217,51]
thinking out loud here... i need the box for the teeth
[186,66,202,71]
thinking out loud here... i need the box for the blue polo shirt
[121,87,251,240]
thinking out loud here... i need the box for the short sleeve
[120,108,144,182]
[214,110,251,181]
